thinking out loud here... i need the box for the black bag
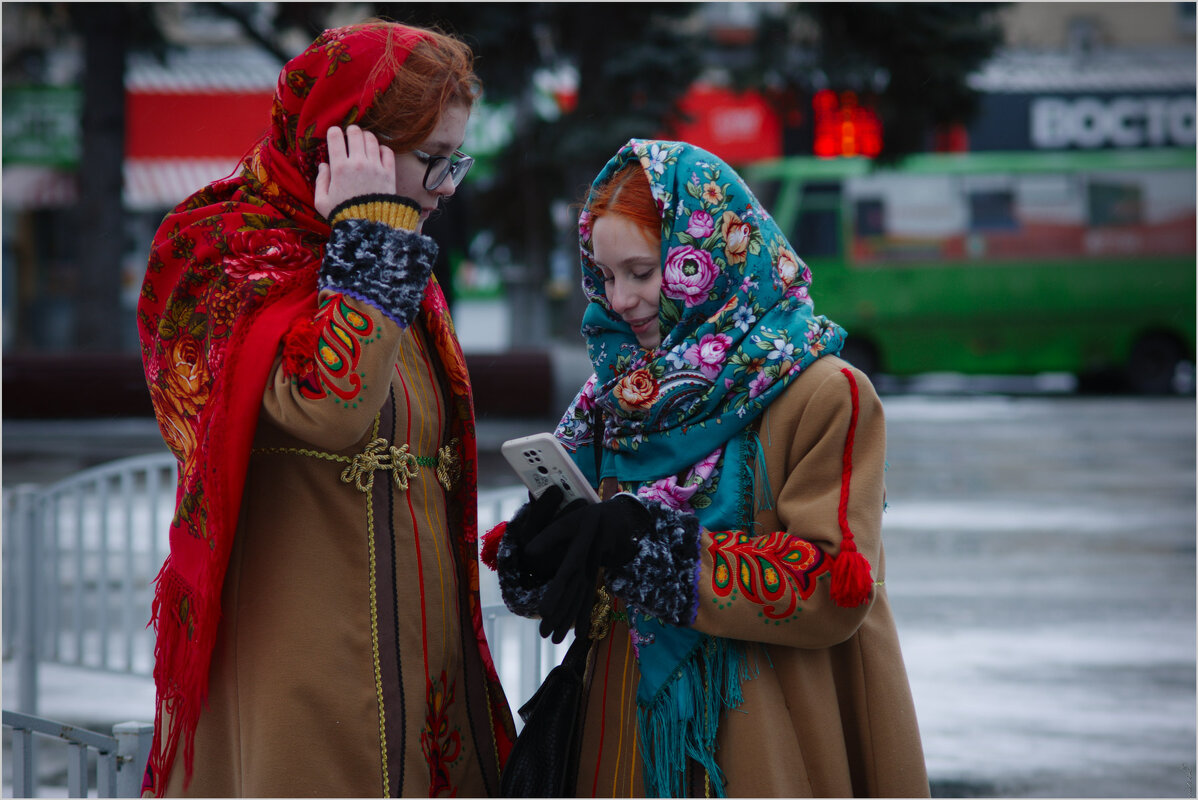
[500,633,592,797]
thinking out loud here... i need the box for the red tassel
[830,367,874,608]
[830,541,874,608]
[281,316,319,379]
[480,521,506,571]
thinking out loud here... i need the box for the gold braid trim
[365,463,389,797]
[253,436,460,493]
[330,198,420,231]
[588,584,614,641]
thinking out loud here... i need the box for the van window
[1088,181,1143,227]
[748,177,780,212]
[793,182,841,258]
[854,197,885,237]
[968,189,1018,231]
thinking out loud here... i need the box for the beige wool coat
[571,356,928,797]
[163,297,512,797]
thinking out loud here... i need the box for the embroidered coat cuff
[605,497,702,626]
[318,215,438,329]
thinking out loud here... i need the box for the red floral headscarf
[138,22,509,793]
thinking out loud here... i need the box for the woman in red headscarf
[138,21,514,797]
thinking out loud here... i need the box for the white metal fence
[3,712,152,798]
[3,453,178,713]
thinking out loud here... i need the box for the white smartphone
[501,433,600,506]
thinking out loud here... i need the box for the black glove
[503,485,588,579]
[524,494,653,643]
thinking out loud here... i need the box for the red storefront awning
[666,85,782,165]
[122,49,277,210]
[125,91,274,160]
[123,158,242,210]
[124,87,273,209]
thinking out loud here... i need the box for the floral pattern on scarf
[558,139,844,486]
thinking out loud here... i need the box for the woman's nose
[609,280,635,313]
[433,178,456,199]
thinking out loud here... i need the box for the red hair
[588,162,661,245]
[360,22,482,152]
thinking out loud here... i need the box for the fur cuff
[606,498,701,625]
[319,219,438,328]
[495,518,549,619]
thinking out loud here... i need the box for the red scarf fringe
[144,559,220,794]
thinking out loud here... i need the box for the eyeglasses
[371,130,474,192]
[412,148,474,191]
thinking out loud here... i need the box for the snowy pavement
[881,395,1196,798]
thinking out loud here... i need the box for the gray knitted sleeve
[606,499,702,626]
[318,218,439,329]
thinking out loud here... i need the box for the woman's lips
[626,315,656,334]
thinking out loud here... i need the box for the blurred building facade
[964,3,1195,153]
[2,4,282,354]
[2,2,1194,359]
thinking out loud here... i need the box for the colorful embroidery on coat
[707,530,830,619]
[298,294,377,403]
[422,671,462,797]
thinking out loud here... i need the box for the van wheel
[1126,332,1186,395]
[840,337,880,376]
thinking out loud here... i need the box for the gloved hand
[502,485,588,579]
[524,494,653,643]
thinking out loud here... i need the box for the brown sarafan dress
[165,302,508,797]
[574,357,929,798]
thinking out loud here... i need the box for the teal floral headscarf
[558,139,844,483]
[555,139,847,796]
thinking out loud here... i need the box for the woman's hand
[526,494,652,642]
[314,125,396,219]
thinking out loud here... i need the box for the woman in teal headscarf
[490,140,928,797]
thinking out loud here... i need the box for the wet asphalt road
[879,394,1196,798]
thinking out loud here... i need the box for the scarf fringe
[145,558,220,796]
[637,637,753,798]
[744,429,774,516]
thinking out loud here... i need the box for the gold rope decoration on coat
[254,433,460,493]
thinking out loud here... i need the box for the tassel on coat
[480,521,505,571]
[830,367,873,608]
[281,315,320,379]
